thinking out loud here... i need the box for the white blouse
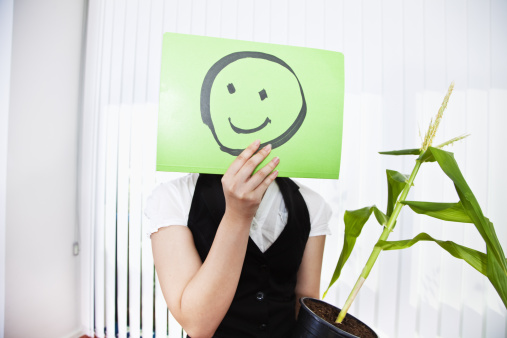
[144,173,332,253]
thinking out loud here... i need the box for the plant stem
[336,159,423,323]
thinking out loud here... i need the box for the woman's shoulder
[144,173,199,237]
[292,179,328,209]
[155,172,199,193]
[292,179,333,236]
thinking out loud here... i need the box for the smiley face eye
[259,89,267,101]
[227,83,236,94]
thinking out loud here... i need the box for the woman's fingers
[223,139,279,191]
[253,168,279,196]
[221,140,280,222]
[224,140,261,177]
[247,155,280,190]
[235,143,273,182]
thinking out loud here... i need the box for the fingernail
[264,144,272,151]
[273,156,280,164]
[253,140,260,146]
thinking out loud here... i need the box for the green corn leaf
[378,147,436,162]
[373,207,388,226]
[427,147,507,308]
[428,147,506,269]
[401,201,472,223]
[376,232,487,276]
[488,251,507,308]
[323,205,385,298]
[386,170,409,217]
[418,149,437,162]
[379,148,421,156]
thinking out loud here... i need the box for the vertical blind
[79,0,507,337]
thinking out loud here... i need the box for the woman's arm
[294,235,326,317]
[151,140,279,338]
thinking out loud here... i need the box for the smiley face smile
[228,117,272,134]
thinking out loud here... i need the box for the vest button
[259,323,267,331]
[256,291,265,301]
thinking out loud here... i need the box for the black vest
[187,174,311,338]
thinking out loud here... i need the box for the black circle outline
[200,51,307,156]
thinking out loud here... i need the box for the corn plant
[324,83,507,324]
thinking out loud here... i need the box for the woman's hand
[221,140,280,222]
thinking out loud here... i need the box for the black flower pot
[292,297,378,338]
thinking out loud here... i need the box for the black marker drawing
[200,51,307,156]
[228,117,272,134]
[227,83,236,94]
[259,89,268,101]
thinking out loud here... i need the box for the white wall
[0,0,14,336]
[5,0,86,337]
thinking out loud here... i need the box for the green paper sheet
[157,33,344,179]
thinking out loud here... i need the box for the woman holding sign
[146,140,331,337]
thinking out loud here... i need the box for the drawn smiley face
[200,52,307,156]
